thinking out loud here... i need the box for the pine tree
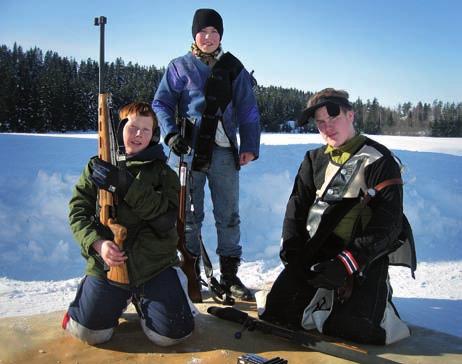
[0,45,14,131]
[0,43,460,136]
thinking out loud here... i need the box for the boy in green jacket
[62,102,195,346]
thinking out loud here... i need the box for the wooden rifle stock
[177,119,202,303]
[95,17,129,285]
[98,94,129,285]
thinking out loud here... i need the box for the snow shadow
[394,297,462,338]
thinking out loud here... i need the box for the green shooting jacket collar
[324,134,366,164]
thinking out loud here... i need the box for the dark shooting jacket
[280,135,416,281]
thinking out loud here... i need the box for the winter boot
[219,256,254,301]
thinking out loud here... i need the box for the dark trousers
[261,257,392,344]
[68,267,194,339]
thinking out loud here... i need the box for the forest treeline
[1,44,461,136]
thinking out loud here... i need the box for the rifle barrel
[94,16,107,94]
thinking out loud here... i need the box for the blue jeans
[67,268,194,339]
[185,145,241,257]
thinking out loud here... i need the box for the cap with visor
[298,95,353,126]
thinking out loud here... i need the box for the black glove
[308,258,349,290]
[91,158,134,198]
[167,133,189,156]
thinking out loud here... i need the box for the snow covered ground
[0,132,461,338]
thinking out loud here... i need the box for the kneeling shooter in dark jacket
[258,88,416,345]
[62,102,196,346]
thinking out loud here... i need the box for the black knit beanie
[191,8,223,39]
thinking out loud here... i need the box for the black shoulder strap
[215,52,244,80]
[192,52,244,172]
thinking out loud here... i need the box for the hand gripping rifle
[94,16,129,285]
[177,117,203,303]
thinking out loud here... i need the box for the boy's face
[122,113,153,155]
[195,26,220,53]
[315,106,355,147]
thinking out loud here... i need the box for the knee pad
[140,318,192,347]
[62,312,113,345]
[380,301,410,344]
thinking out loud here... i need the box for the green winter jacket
[69,144,180,287]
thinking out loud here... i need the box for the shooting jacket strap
[192,52,244,172]
[362,178,403,205]
[360,175,416,278]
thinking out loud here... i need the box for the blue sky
[1,0,460,107]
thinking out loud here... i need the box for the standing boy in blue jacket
[153,8,260,301]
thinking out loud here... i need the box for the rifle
[177,117,203,303]
[94,16,129,285]
[208,306,398,364]
[176,117,235,305]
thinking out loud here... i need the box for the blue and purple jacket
[152,52,260,165]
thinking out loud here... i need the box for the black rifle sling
[200,236,235,305]
[192,52,244,172]
[113,111,128,205]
